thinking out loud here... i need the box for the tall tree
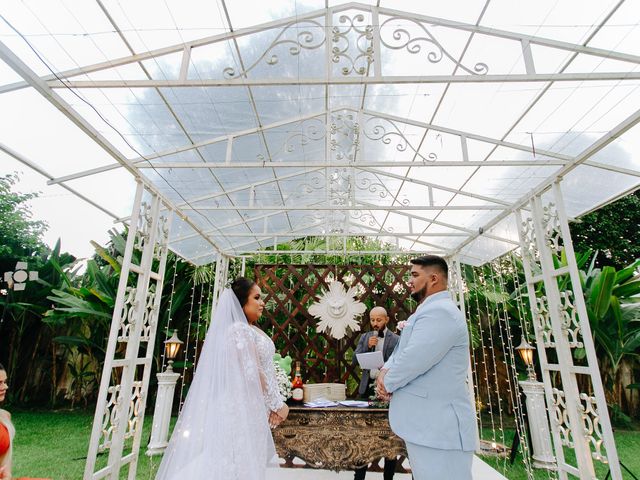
[0,172,49,274]
[570,190,640,269]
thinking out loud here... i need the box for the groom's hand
[375,368,391,400]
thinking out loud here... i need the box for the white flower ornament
[308,281,366,339]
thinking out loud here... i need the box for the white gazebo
[1,2,639,479]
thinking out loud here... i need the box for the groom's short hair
[410,255,448,277]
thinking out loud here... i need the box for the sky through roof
[0,0,639,265]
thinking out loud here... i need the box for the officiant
[351,306,400,480]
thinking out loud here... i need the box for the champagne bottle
[291,361,304,403]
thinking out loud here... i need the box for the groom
[375,255,477,480]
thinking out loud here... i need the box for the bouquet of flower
[273,360,292,401]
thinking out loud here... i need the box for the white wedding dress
[155,289,284,480]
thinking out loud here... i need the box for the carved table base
[272,406,409,472]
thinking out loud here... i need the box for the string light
[160,256,180,372]
[469,266,498,450]
[177,276,197,414]
[492,255,536,478]
[478,267,506,467]
[191,281,206,372]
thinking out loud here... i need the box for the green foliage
[0,173,48,273]
[570,190,640,269]
[581,254,640,407]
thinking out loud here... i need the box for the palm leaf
[615,259,640,285]
[589,266,616,320]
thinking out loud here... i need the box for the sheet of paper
[304,397,339,408]
[339,400,369,408]
[356,350,384,370]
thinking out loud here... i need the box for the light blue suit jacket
[383,291,477,452]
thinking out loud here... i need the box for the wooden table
[272,406,409,472]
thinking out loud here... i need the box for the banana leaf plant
[579,255,640,406]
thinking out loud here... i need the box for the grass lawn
[9,410,640,479]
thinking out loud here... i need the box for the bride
[155,277,289,479]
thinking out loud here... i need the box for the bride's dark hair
[230,277,256,307]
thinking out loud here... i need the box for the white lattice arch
[1,2,638,478]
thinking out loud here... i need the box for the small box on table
[302,383,346,402]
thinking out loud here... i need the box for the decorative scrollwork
[542,203,563,254]
[520,216,541,271]
[118,287,138,343]
[125,381,144,439]
[559,291,583,349]
[135,202,152,252]
[363,116,437,163]
[266,117,326,162]
[154,214,170,260]
[331,14,374,76]
[329,168,352,206]
[350,209,389,231]
[297,170,326,195]
[379,16,488,75]
[551,388,573,448]
[357,175,410,206]
[536,296,554,347]
[140,285,157,342]
[330,112,360,161]
[578,393,608,463]
[99,384,121,452]
[223,20,325,79]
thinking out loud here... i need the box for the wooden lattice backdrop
[254,264,414,397]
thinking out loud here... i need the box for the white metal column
[516,181,622,479]
[84,182,172,480]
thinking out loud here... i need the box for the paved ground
[266,456,508,479]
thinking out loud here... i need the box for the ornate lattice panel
[85,185,172,480]
[516,182,622,479]
[255,264,413,395]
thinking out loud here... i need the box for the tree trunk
[18,326,42,402]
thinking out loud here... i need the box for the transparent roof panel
[1,1,639,264]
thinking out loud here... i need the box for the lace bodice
[231,323,285,413]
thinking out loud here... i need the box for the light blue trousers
[405,441,473,480]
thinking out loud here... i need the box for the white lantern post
[146,331,183,456]
[516,338,556,470]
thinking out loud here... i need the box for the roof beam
[135,160,565,168]
[583,160,640,178]
[208,231,468,237]
[357,200,520,246]
[358,167,512,206]
[48,72,640,89]
[360,109,573,161]
[0,142,121,221]
[178,205,505,211]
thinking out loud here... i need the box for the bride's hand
[276,404,289,421]
[269,411,283,428]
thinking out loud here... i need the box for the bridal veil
[155,288,278,479]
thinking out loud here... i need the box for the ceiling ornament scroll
[223,19,325,79]
[331,14,374,76]
[362,115,437,163]
[379,16,489,75]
